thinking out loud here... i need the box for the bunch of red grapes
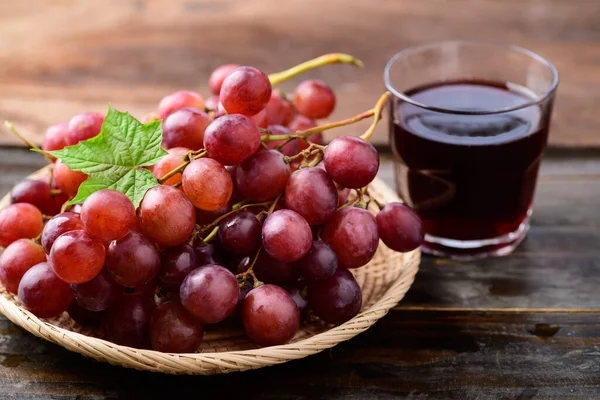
[0,62,424,353]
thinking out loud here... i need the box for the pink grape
[266,91,294,126]
[262,210,312,262]
[243,284,300,346]
[0,239,47,294]
[53,160,88,197]
[324,136,379,189]
[204,95,220,111]
[264,125,299,157]
[208,64,239,95]
[50,230,106,284]
[158,244,197,292]
[322,207,379,269]
[162,107,211,150]
[236,149,290,202]
[376,202,424,252]
[157,90,204,120]
[150,301,204,353]
[220,66,272,117]
[308,268,362,324]
[41,212,84,254]
[66,112,104,146]
[203,114,261,166]
[138,185,196,247]
[296,240,337,281]
[103,292,155,348]
[250,108,269,128]
[217,211,262,255]
[293,80,336,119]
[18,262,73,318]
[70,269,120,312]
[284,167,337,225]
[81,189,136,243]
[0,203,44,248]
[42,122,68,152]
[182,158,232,211]
[152,147,189,186]
[106,231,161,288]
[288,115,322,151]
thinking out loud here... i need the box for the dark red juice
[391,80,549,241]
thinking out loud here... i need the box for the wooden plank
[1,0,600,147]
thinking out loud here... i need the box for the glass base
[421,216,530,260]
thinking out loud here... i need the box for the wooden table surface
[2,0,600,147]
[0,147,598,399]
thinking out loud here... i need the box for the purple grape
[150,301,204,353]
[70,269,120,312]
[296,240,337,281]
[158,244,197,292]
[308,268,362,324]
[218,211,262,255]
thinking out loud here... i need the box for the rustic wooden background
[1,0,599,147]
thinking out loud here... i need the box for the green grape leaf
[47,105,168,207]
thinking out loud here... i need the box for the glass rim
[383,40,559,115]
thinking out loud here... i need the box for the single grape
[195,203,231,225]
[193,242,226,267]
[53,160,88,197]
[253,251,299,285]
[204,95,220,111]
[50,230,106,284]
[296,240,337,281]
[0,203,44,248]
[70,269,120,312]
[103,292,155,348]
[218,211,262,255]
[81,189,136,243]
[0,239,47,294]
[48,181,71,215]
[293,80,336,119]
[18,262,73,318]
[162,107,211,150]
[284,284,308,315]
[203,114,261,166]
[323,136,380,189]
[158,244,197,292]
[236,149,290,202]
[150,301,204,353]
[308,268,361,324]
[322,207,379,269]
[242,284,300,346]
[376,202,424,252]
[138,185,196,247]
[106,231,161,287]
[66,112,104,146]
[152,147,189,186]
[208,64,239,95]
[284,167,337,225]
[180,265,239,324]
[262,210,312,262]
[157,90,205,120]
[11,179,56,215]
[287,115,322,151]
[220,66,272,116]
[41,212,84,254]
[67,302,104,326]
[250,108,269,129]
[266,91,294,126]
[182,158,232,211]
[229,254,251,274]
[225,166,244,201]
[264,125,299,157]
[42,122,68,152]
[337,186,351,208]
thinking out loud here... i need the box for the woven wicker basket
[0,167,420,375]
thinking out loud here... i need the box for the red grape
[288,115,322,151]
[152,147,189,186]
[162,107,211,150]
[67,302,104,326]
[150,301,204,353]
[66,112,104,146]
[157,90,204,120]
[203,114,261,166]
[70,269,120,312]
[182,158,232,211]
[308,268,362,324]
[106,231,161,287]
[284,167,337,225]
[193,242,226,267]
[262,210,312,262]
[296,240,337,281]
[180,265,239,324]
[103,291,155,348]
[138,185,196,247]
[208,64,239,95]
[264,125,299,157]
[220,66,272,116]
[242,284,300,346]
[42,122,68,152]
[323,136,379,189]
[81,189,136,243]
[11,179,55,215]
[218,211,262,255]
[284,284,308,315]
[266,91,294,126]
[293,80,336,119]
[376,202,424,252]
[53,160,88,197]
[0,203,44,248]
[322,207,379,269]
[158,244,197,292]
[337,186,351,208]
[41,212,84,254]
[50,230,106,284]
[253,251,299,285]
[18,262,73,318]
[204,95,220,111]
[250,108,269,129]
[236,149,290,202]
[0,239,47,294]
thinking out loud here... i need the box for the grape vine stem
[4,121,55,162]
[157,150,207,185]
[360,91,391,141]
[268,53,363,86]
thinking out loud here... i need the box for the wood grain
[1,0,600,147]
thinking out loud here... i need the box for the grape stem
[268,53,364,86]
[198,199,274,233]
[360,91,391,141]
[201,226,219,243]
[4,121,55,162]
[157,150,207,184]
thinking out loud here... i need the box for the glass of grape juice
[384,41,558,259]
